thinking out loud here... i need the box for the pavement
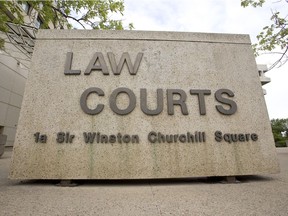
[0,147,287,216]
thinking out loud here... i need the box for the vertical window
[20,2,30,14]
[35,16,43,29]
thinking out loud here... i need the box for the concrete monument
[10,30,279,179]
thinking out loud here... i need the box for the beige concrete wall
[10,30,279,179]
[0,1,60,147]
[0,49,28,146]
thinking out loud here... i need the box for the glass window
[20,2,30,14]
[35,16,43,29]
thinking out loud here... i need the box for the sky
[118,0,288,119]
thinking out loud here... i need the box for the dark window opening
[0,126,4,134]
[35,16,43,29]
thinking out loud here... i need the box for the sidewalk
[0,148,287,216]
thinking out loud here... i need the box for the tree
[270,118,288,147]
[0,0,133,49]
[241,0,288,70]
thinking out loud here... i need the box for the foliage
[0,36,4,49]
[241,0,288,69]
[270,118,288,147]
[275,140,287,147]
[0,0,133,49]
[241,0,266,7]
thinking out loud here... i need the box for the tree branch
[268,46,288,70]
[50,5,86,29]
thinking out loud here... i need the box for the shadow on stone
[11,175,275,186]
[236,175,274,183]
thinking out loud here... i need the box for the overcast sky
[120,0,288,119]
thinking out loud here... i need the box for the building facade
[258,64,271,95]
[0,1,59,147]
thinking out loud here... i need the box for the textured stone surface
[10,30,279,179]
[2,149,288,216]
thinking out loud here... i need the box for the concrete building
[0,1,61,147]
[0,43,28,147]
[258,64,271,95]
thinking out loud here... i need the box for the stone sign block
[10,30,279,179]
